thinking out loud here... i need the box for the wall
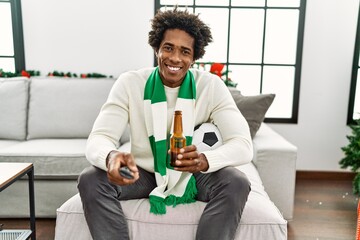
[21,0,154,77]
[21,0,360,171]
[268,0,360,171]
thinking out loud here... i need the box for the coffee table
[0,162,36,240]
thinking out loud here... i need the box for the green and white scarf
[144,67,197,215]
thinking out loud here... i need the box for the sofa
[0,76,297,239]
[0,76,117,217]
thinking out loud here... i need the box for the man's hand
[107,151,139,185]
[173,145,209,173]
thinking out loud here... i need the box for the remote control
[119,166,134,179]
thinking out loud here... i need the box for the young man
[78,8,253,240]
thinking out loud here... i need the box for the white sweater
[86,67,253,173]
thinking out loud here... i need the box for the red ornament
[357,200,360,240]
[81,74,87,78]
[210,63,224,77]
[21,70,30,78]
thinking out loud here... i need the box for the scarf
[144,67,197,215]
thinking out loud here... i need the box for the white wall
[21,0,154,77]
[21,0,360,171]
[269,0,360,171]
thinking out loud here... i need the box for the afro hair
[148,7,213,61]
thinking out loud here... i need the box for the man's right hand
[106,151,139,186]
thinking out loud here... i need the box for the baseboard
[296,170,356,181]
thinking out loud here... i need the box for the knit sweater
[85,67,253,173]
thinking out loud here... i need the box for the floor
[288,177,358,240]
[0,174,358,240]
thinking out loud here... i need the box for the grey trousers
[78,166,250,240]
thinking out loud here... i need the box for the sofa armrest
[252,123,297,220]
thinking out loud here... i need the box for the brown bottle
[170,110,186,167]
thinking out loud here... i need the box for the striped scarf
[144,67,197,215]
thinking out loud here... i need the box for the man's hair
[148,7,213,61]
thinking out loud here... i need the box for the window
[155,0,307,123]
[348,4,360,123]
[0,0,25,73]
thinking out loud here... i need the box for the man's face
[156,29,195,88]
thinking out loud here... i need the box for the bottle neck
[173,113,183,134]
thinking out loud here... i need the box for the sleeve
[85,74,130,171]
[201,76,253,173]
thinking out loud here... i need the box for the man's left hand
[173,145,209,173]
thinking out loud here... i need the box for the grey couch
[0,76,297,239]
[0,76,116,217]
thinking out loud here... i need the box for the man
[78,7,253,240]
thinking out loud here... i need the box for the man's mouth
[166,64,181,72]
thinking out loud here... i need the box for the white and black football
[193,123,223,152]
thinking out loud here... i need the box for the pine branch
[340,118,360,195]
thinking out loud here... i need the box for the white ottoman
[55,163,287,240]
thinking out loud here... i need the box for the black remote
[119,166,134,179]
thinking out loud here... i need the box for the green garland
[0,69,40,78]
[194,62,238,88]
[0,69,113,78]
[48,71,78,78]
[47,71,113,78]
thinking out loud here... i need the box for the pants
[78,166,251,240]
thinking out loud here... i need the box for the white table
[0,162,36,240]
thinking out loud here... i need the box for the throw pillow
[0,78,29,140]
[230,90,275,138]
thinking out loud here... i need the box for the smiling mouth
[166,64,181,72]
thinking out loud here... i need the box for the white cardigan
[86,67,253,173]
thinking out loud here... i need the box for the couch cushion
[0,139,90,178]
[0,140,22,149]
[230,90,275,139]
[27,77,115,139]
[55,162,287,240]
[0,77,29,140]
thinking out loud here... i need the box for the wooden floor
[0,172,358,240]
[288,173,358,240]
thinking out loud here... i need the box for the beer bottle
[170,110,186,167]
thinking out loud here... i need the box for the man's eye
[164,46,172,51]
[183,50,190,55]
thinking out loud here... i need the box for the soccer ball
[193,123,223,152]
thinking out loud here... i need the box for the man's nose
[169,50,181,62]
